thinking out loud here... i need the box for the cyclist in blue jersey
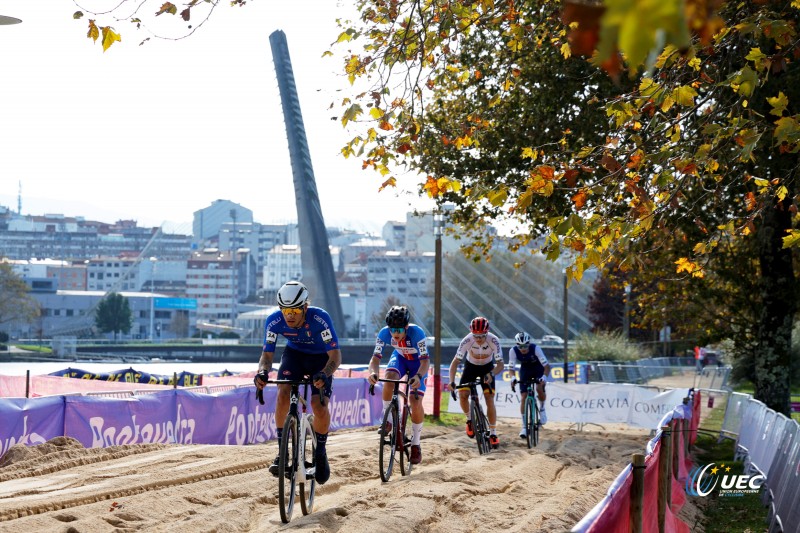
[508,332,551,437]
[367,305,430,465]
[253,281,342,485]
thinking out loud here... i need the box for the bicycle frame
[265,378,318,523]
[515,377,541,449]
[461,378,491,455]
[371,375,416,482]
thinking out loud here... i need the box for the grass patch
[691,433,769,533]
[424,393,464,427]
[14,344,53,353]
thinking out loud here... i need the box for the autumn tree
[0,263,40,333]
[334,0,800,414]
[95,292,133,341]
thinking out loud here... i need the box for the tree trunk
[754,195,795,415]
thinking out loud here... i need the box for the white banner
[447,379,689,429]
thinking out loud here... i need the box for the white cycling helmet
[514,332,531,345]
[277,281,309,308]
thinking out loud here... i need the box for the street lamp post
[432,210,444,418]
[563,269,569,383]
[623,283,631,340]
[149,257,157,342]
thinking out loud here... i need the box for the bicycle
[452,376,492,455]
[370,375,416,482]
[512,377,541,449]
[256,375,322,524]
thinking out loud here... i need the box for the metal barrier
[724,396,800,533]
[720,392,750,439]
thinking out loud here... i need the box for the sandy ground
[0,415,705,533]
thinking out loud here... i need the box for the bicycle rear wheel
[299,415,316,515]
[532,399,540,447]
[278,415,298,523]
[378,403,398,482]
[470,399,489,455]
[398,403,412,476]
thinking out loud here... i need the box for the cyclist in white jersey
[448,316,505,448]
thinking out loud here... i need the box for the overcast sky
[0,1,433,234]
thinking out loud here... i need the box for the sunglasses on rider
[517,343,529,349]
[280,307,304,318]
[389,327,405,334]
[474,334,487,339]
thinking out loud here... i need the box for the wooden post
[25,369,30,398]
[672,419,680,480]
[173,371,178,389]
[630,453,645,533]
[684,417,690,454]
[658,424,672,532]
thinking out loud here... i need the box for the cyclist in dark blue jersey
[253,281,342,485]
[368,305,430,465]
[508,332,550,437]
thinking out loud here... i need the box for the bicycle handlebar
[368,376,419,399]
[255,375,329,407]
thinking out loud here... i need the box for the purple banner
[65,391,180,447]
[0,396,65,458]
[44,378,383,449]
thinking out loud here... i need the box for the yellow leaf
[777,186,788,201]
[672,85,698,107]
[378,177,396,192]
[101,26,121,52]
[675,257,705,278]
[560,42,572,59]
[155,2,177,16]
[767,92,789,117]
[87,20,100,42]
[336,31,353,43]
[783,229,800,248]
[521,147,538,160]
[487,188,508,207]
[369,108,383,120]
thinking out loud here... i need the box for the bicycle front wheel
[525,397,537,449]
[379,403,398,482]
[398,403,412,476]
[470,399,489,455]
[299,415,316,515]
[278,415,298,523]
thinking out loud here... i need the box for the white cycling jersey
[455,332,503,366]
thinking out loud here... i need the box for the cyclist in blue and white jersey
[448,316,505,449]
[509,331,551,437]
[253,280,342,485]
[368,305,430,465]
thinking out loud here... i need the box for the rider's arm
[416,358,430,381]
[259,351,274,373]
[535,346,550,375]
[490,335,504,375]
[368,354,382,380]
[322,348,342,377]
[448,352,462,380]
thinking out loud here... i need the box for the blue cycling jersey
[261,306,339,354]
[373,324,429,362]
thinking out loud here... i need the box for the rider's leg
[410,393,424,444]
[382,368,400,408]
[485,392,497,434]
[458,388,470,415]
[310,394,331,435]
[275,384,291,436]
[520,391,528,425]
[536,380,548,424]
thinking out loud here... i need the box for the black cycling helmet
[385,305,410,328]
